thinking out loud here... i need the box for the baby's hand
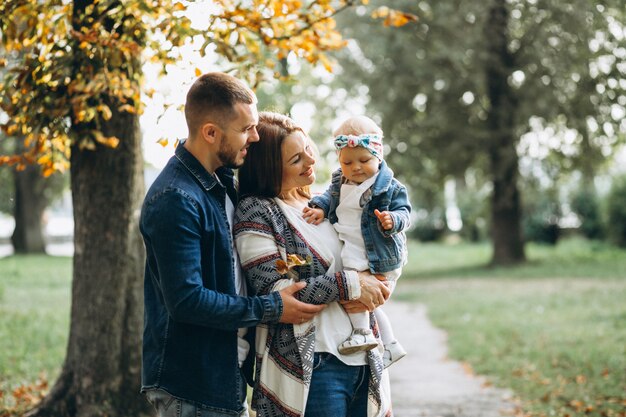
[374,209,394,231]
[302,206,325,225]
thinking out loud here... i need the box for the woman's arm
[236,231,360,304]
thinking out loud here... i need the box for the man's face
[217,102,259,169]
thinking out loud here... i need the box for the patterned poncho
[234,196,391,417]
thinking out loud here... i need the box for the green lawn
[0,255,71,413]
[1,239,625,417]
[398,237,626,417]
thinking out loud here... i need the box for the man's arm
[142,190,287,330]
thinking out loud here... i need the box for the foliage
[0,0,415,176]
[409,206,447,242]
[456,170,491,242]
[606,176,626,247]
[327,0,625,257]
[570,188,605,240]
[522,185,561,245]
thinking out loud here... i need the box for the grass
[1,238,624,417]
[398,237,626,417]
[0,255,71,412]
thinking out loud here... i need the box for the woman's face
[280,131,316,192]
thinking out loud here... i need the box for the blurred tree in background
[606,175,626,247]
[324,0,625,264]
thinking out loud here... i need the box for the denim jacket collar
[175,140,236,199]
[333,159,394,197]
[371,160,394,196]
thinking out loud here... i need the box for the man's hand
[302,206,325,225]
[355,271,390,311]
[340,300,369,314]
[278,281,326,324]
[374,209,394,231]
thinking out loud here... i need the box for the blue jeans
[145,389,249,417]
[305,353,369,417]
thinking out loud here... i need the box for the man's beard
[217,134,243,169]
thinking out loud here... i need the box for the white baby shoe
[383,340,407,368]
[338,328,379,354]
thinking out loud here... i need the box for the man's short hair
[184,72,256,134]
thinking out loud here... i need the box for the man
[139,73,326,416]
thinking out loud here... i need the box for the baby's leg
[348,311,370,330]
[339,311,378,354]
[377,268,407,367]
[374,309,395,345]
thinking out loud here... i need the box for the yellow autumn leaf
[42,166,56,177]
[7,124,18,135]
[156,138,168,147]
[318,54,333,73]
[37,155,52,165]
[195,67,202,77]
[98,104,113,120]
[103,137,120,148]
[276,259,289,275]
[386,11,418,27]
[118,104,136,114]
[286,254,307,266]
[371,6,389,19]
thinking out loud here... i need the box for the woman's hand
[355,272,390,311]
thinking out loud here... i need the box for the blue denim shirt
[310,160,411,273]
[140,143,283,413]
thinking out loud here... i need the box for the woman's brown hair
[238,112,309,198]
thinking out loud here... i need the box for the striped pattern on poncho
[234,196,390,417]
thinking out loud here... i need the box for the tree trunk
[26,106,148,417]
[11,162,47,253]
[25,0,149,413]
[485,0,526,265]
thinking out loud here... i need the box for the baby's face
[338,146,380,184]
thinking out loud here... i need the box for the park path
[385,301,517,417]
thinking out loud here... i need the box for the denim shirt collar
[174,140,236,198]
[372,160,394,196]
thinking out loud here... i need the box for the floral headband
[333,134,384,160]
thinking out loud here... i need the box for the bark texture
[484,0,526,265]
[11,162,47,254]
[26,106,148,417]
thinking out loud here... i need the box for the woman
[234,112,392,417]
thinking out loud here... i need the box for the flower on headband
[347,136,360,147]
[334,134,384,160]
